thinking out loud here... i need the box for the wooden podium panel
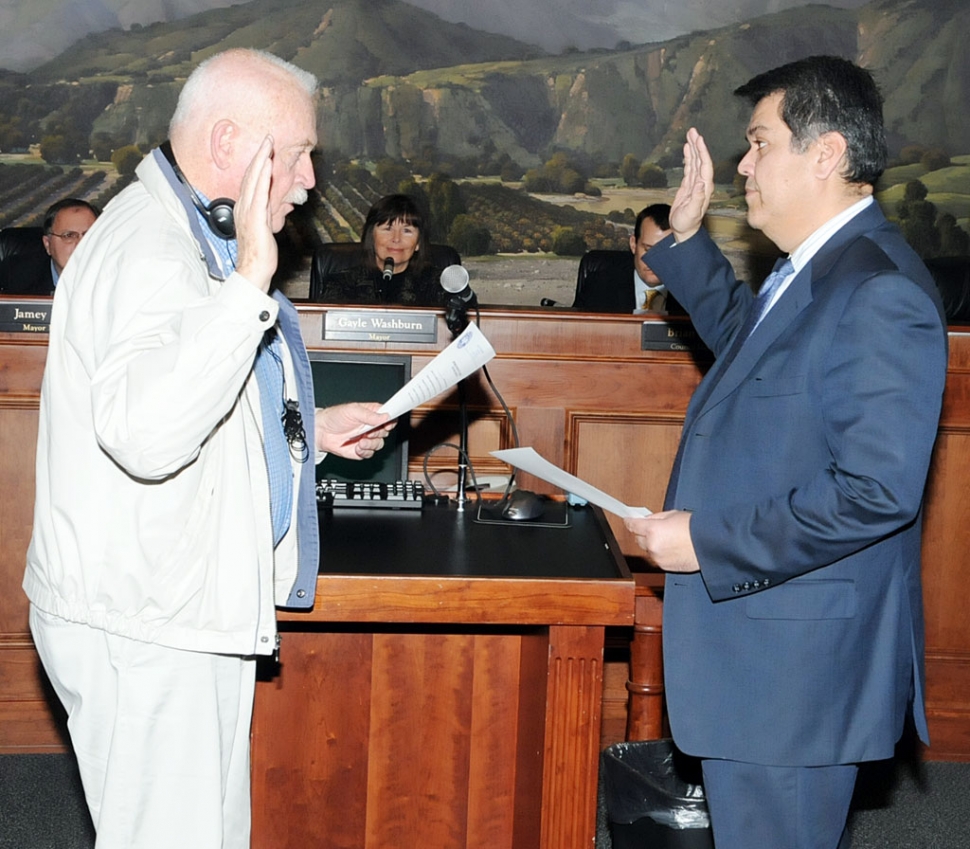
[251,503,632,849]
[3,302,970,764]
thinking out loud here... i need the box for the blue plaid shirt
[196,202,292,547]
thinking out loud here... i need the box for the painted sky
[0,0,872,72]
[406,0,871,52]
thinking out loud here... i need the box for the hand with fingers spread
[234,135,278,293]
[669,127,715,244]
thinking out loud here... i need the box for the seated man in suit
[42,198,101,290]
[2,198,102,296]
[573,204,684,314]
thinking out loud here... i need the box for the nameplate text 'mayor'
[0,300,51,334]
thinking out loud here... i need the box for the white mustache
[285,187,308,206]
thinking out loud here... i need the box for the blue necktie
[741,257,794,339]
[253,329,293,547]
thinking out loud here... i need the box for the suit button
[752,580,761,589]
[733,584,742,593]
[762,578,771,587]
[742,582,751,590]
[259,310,271,322]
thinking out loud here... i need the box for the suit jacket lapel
[691,203,886,420]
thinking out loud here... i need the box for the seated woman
[313,194,450,306]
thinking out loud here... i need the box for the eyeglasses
[48,231,88,243]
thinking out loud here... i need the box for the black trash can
[601,739,714,849]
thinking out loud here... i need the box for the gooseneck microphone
[440,264,475,302]
[439,264,478,512]
[382,257,395,281]
[441,264,477,336]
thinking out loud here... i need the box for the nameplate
[641,320,710,355]
[0,300,51,334]
[324,310,438,343]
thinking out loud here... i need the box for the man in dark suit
[41,198,100,290]
[624,56,948,848]
[573,204,684,314]
[0,199,100,295]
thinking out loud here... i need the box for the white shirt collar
[761,195,874,315]
[634,269,664,310]
[790,195,873,275]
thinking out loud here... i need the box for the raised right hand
[234,135,278,293]
[669,127,715,243]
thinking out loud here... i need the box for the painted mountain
[0,0,966,168]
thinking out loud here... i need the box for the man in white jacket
[24,49,392,849]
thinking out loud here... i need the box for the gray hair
[169,49,317,135]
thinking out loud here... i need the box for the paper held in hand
[344,322,497,441]
[491,447,652,519]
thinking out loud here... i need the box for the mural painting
[0,0,967,305]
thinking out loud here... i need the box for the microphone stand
[445,293,475,512]
[455,378,470,512]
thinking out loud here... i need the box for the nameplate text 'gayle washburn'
[324,310,438,344]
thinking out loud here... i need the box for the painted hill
[0,0,966,168]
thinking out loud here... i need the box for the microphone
[440,264,475,303]
[382,257,394,281]
[441,264,477,336]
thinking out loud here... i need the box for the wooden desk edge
[279,573,635,626]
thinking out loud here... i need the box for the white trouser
[30,605,256,849]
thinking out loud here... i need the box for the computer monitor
[307,351,411,484]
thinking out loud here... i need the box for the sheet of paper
[344,322,496,440]
[491,446,652,519]
[379,321,495,417]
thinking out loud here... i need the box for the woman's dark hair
[360,194,430,275]
[734,55,887,187]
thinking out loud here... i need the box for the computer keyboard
[316,479,426,509]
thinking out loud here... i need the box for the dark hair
[43,198,101,235]
[360,194,430,275]
[634,203,671,239]
[734,55,887,186]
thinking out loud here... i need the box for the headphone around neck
[160,141,236,240]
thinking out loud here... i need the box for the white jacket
[24,151,314,656]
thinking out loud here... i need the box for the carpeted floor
[596,737,970,849]
[1,748,967,849]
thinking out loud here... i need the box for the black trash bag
[601,739,714,849]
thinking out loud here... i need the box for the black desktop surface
[317,501,627,580]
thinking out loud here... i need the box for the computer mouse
[501,489,545,521]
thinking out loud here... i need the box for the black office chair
[925,256,970,323]
[308,242,461,302]
[573,250,634,308]
[0,227,51,295]
[540,250,633,309]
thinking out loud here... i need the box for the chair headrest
[926,256,970,323]
[577,250,633,281]
[0,227,46,263]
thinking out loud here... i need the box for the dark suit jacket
[572,250,684,314]
[647,202,948,767]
